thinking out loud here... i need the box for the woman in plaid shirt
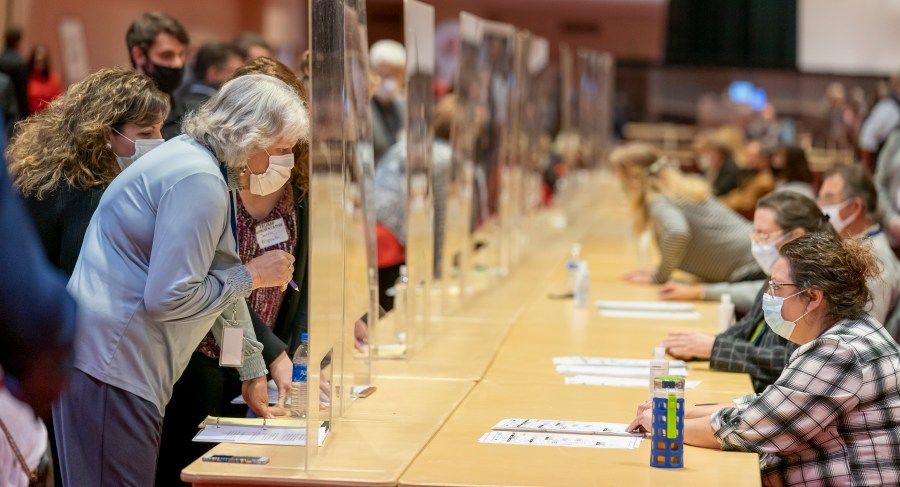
[630,233,900,486]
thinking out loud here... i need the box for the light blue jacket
[67,135,265,415]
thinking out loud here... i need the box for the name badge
[256,218,289,249]
[219,304,244,368]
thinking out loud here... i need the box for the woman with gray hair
[54,74,308,486]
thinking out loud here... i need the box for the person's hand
[242,375,274,419]
[245,250,294,290]
[354,319,368,352]
[663,331,715,360]
[268,351,292,408]
[319,378,332,405]
[658,281,702,301]
[888,216,900,242]
[626,400,653,433]
[623,269,655,284]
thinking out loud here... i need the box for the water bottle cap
[654,346,666,359]
[301,332,309,342]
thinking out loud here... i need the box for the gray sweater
[649,196,761,284]
[67,135,265,415]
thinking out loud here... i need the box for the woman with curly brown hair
[7,67,169,276]
[630,233,900,486]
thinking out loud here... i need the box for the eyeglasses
[750,230,787,244]
[767,281,799,295]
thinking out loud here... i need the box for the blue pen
[288,279,299,291]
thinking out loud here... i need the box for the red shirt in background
[28,72,61,114]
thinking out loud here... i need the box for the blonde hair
[7,68,169,198]
[610,142,711,233]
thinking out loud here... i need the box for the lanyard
[750,317,767,346]
[217,162,238,247]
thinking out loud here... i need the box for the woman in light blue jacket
[54,74,308,486]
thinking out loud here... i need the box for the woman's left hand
[268,351,292,408]
[623,269,655,284]
[626,400,653,434]
[243,375,274,419]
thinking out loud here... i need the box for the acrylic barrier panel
[477,18,515,278]
[498,30,529,270]
[523,35,551,214]
[308,0,344,468]
[441,11,482,309]
[403,0,436,355]
[342,0,376,398]
[596,52,615,169]
[559,44,577,136]
[306,0,379,468]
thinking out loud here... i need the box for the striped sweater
[648,196,761,284]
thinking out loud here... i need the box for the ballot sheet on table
[554,356,687,368]
[193,417,329,447]
[492,418,644,437]
[555,364,689,377]
[478,431,642,449]
[595,300,696,312]
[598,309,701,320]
[564,375,702,389]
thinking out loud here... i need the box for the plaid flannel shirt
[710,282,798,392]
[711,316,900,487]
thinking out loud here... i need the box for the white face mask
[377,78,398,101]
[751,242,780,274]
[820,199,854,233]
[248,150,293,196]
[112,128,164,170]
[750,232,788,274]
[762,289,810,341]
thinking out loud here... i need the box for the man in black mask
[126,12,190,139]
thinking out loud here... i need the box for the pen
[288,279,299,291]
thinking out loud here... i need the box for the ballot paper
[599,309,701,320]
[193,418,328,447]
[492,419,643,437]
[553,356,687,368]
[565,375,702,389]
[595,300,696,312]
[555,364,689,377]
[478,431,642,449]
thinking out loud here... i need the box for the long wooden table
[184,173,761,486]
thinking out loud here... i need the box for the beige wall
[14,0,268,85]
[8,0,663,87]
[368,0,667,62]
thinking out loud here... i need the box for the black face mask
[144,58,184,94]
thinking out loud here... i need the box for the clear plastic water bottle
[717,293,735,333]
[290,332,309,418]
[566,243,582,294]
[573,261,590,308]
[648,346,668,399]
[394,265,410,341]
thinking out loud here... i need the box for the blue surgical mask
[762,290,809,341]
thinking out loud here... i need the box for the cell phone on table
[202,454,269,464]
